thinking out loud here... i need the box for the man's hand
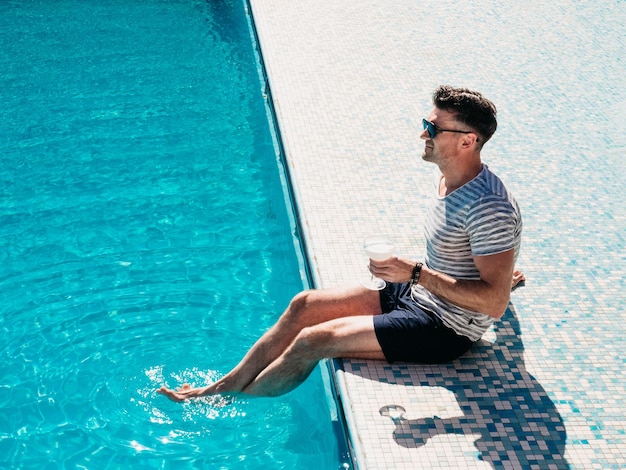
[511,270,526,289]
[368,256,414,283]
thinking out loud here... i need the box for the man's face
[420,107,465,165]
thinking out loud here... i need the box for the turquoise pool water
[0,0,346,467]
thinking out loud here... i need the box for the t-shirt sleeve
[466,196,519,257]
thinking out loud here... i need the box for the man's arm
[418,249,515,318]
[370,249,516,318]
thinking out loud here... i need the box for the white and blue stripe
[412,165,523,341]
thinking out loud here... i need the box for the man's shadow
[350,304,569,468]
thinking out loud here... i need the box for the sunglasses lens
[423,119,435,138]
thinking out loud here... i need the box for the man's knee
[289,289,313,313]
[283,289,318,323]
[289,325,333,360]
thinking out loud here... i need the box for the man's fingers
[511,270,526,290]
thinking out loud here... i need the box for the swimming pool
[0,0,348,467]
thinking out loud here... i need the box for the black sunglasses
[422,119,475,140]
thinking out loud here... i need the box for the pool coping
[243,2,359,465]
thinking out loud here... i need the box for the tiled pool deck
[249,1,625,468]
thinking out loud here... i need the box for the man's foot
[158,383,206,402]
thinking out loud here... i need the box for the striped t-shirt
[411,164,523,341]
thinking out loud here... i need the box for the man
[158,85,524,400]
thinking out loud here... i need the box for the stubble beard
[422,145,435,163]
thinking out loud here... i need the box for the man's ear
[460,133,478,149]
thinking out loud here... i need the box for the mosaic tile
[249,0,626,468]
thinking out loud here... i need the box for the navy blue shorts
[373,282,475,363]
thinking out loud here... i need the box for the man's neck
[439,160,483,196]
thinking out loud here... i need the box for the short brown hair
[433,85,498,146]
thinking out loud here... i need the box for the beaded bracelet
[410,262,423,287]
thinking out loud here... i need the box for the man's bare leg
[158,285,381,401]
[242,315,385,397]
[237,269,528,397]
